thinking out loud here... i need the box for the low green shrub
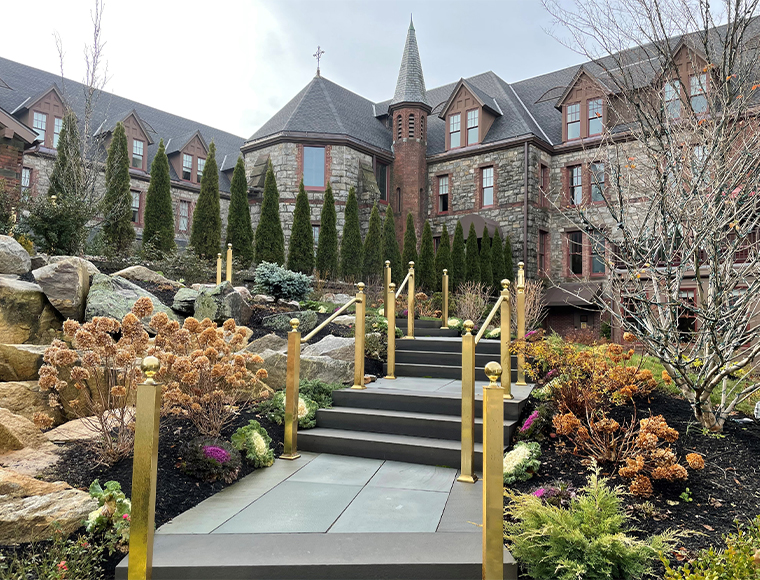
[503,441,542,484]
[365,332,387,360]
[254,261,313,301]
[662,516,760,580]
[299,378,346,409]
[231,420,275,468]
[368,315,403,338]
[260,390,318,429]
[505,466,676,580]
[85,480,131,554]
[179,437,241,483]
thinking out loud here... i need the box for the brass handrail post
[127,356,162,580]
[482,362,505,580]
[351,283,367,389]
[500,279,513,399]
[226,243,233,283]
[516,262,527,386]
[384,260,391,313]
[281,319,301,460]
[216,253,222,285]
[457,320,477,484]
[385,282,396,379]
[441,269,449,328]
[407,261,415,339]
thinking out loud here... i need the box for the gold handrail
[301,296,359,343]
[395,271,411,298]
[475,295,505,345]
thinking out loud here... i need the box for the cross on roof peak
[313,46,325,77]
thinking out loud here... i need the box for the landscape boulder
[263,310,318,333]
[0,277,62,344]
[243,333,287,354]
[172,287,199,315]
[32,257,90,321]
[301,335,355,361]
[0,468,97,543]
[253,348,353,390]
[324,292,352,305]
[85,274,177,331]
[194,282,252,325]
[253,294,275,304]
[0,344,47,381]
[235,286,253,302]
[0,235,31,275]
[113,265,184,289]
[48,256,99,276]
[0,408,56,455]
[29,254,49,270]
[332,315,356,327]
[0,381,62,426]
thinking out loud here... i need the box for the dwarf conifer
[315,182,338,278]
[491,229,505,288]
[401,213,418,270]
[451,221,465,290]
[142,139,175,255]
[362,202,383,281]
[287,179,314,274]
[254,161,285,265]
[465,223,481,284]
[382,204,403,284]
[102,122,135,254]
[504,234,515,281]
[418,220,435,292]
[225,156,254,267]
[339,187,362,281]
[434,223,452,292]
[190,141,221,259]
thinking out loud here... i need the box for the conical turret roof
[390,18,429,108]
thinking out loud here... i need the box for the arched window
[396,116,402,140]
[408,113,415,138]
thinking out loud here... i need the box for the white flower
[297,397,308,419]
[252,432,268,456]
[503,445,532,474]
[448,318,461,326]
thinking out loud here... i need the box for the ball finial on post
[141,355,160,378]
[464,320,474,334]
[501,279,510,290]
[484,361,503,385]
[289,318,300,331]
[408,261,415,269]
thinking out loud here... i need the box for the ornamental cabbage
[503,441,542,484]
[232,420,275,468]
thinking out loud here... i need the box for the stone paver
[367,461,456,492]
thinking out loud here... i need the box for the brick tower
[389,18,431,245]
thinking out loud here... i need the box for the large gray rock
[29,254,50,270]
[263,310,318,333]
[113,265,184,289]
[0,381,62,426]
[253,349,354,390]
[243,333,287,354]
[301,335,355,361]
[253,294,275,304]
[0,277,63,344]
[194,282,252,325]
[0,344,47,381]
[0,468,97,543]
[32,258,90,321]
[324,293,352,305]
[172,287,199,315]
[85,274,177,331]
[0,235,31,275]
[0,409,55,454]
[333,315,356,327]
[49,256,99,276]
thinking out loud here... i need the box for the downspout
[523,142,529,265]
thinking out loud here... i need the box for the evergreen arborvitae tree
[315,182,338,278]
[504,235,515,281]
[339,186,362,281]
[491,229,505,288]
[418,220,435,292]
[254,161,285,265]
[382,204,402,284]
[287,179,314,274]
[101,122,135,254]
[401,213,418,270]
[142,139,175,255]
[225,156,254,267]
[362,202,383,281]
[434,223,452,292]
[480,226,493,290]
[465,223,481,284]
[451,221,465,290]
[190,141,221,259]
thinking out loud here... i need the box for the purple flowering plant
[180,437,241,484]
[520,410,540,433]
[202,445,231,464]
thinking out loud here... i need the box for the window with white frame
[591,163,605,202]
[21,168,31,195]
[197,158,206,183]
[566,103,580,139]
[664,81,681,119]
[182,154,192,180]
[588,99,603,135]
[690,74,707,114]
[132,140,144,168]
[591,232,606,274]
[482,167,494,206]
[179,200,190,233]
[449,113,461,148]
[438,175,449,212]
[569,165,582,205]
[466,109,478,145]
[131,191,141,223]
[32,112,46,143]
[53,117,63,148]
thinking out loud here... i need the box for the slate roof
[390,19,429,107]
[0,56,245,193]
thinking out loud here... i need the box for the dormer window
[467,109,479,145]
[664,81,681,119]
[182,154,192,180]
[449,113,461,148]
[566,104,580,140]
[588,99,603,135]
[197,158,205,183]
[690,74,707,114]
[53,117,62,148]
[408,114,415,138]
[33,112,46,144]
[132,140,144,169]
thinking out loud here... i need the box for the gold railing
[385,282,397,379]
[515,262,527,386]
[281,283,367,460]
[395,262,415,339]
[216,245,235,285]
[482,361,505,580]
[441,269,449,329]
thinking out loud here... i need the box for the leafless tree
[544,0,760,430]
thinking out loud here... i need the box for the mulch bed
[508,390,760,570]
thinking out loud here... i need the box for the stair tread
[299,428,484,452]
[319,405,517,426]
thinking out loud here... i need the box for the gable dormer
[438,79,501,150]
[14,84,65,149]
[556,68,611,143]
[166,130,208,184]
[658,39,710,119]
[97,110,155,172]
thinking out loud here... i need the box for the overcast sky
[2,0,584,138]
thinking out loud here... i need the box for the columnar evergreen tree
[434,223,452,292]
[225,155,254,267]
[451,221,465,290]
[491,229,505,287]
[101,122,135,254]
[382,204,402,284]
[362,202,383,281]
[287,179,314,274]
[142,139,175,255]
[190,141,221,259]
[480,226,493,290]
[339,186,362,281]
[418,220,435,292]
[401,213,418,270]
[254,161,285,265]
[315,182,338,278]
[465,223,481,284]
[504,235,515,282]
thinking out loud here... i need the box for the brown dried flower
[686,453,705,469]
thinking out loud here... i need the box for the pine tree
[142,139,175,255]
[491,229,505,288]
[339,186,362,281]
[287,179,314,274]
[225,155,254,267]
[451,221,465,290]
[315,182,338,278]
[382,204,402,284]
[480,226,493,289]
[434,223,452,292]
[101,122,135,254]
[465,223,481,284]
[190,141,221,259]
[418,220,435,292]
[254,161,285,265]
[362,202,383,281]
[401,213,418,270]
[504,234,515,282]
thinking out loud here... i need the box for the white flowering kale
[231,420,275,468]
[268,390,318,429]
[503,441,541,485]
